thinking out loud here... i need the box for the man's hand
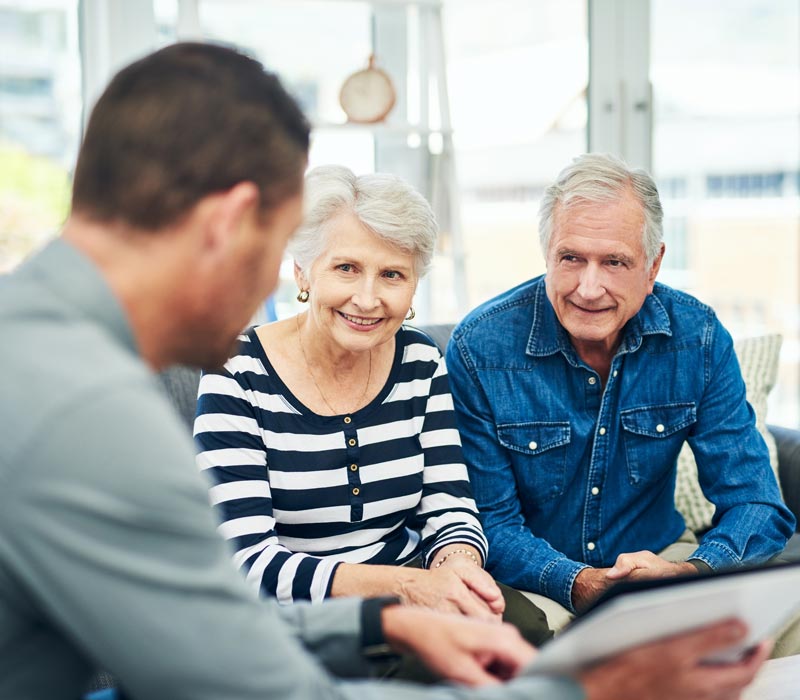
[381,605,536,686]
[580,620,770,700]
[606,551,698,582]
[572,567,616,612]
[573,552,700,612]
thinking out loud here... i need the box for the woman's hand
[389,548,504,622]
[397,564,504,622]
[330,553,504,622]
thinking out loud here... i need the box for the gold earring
[297,289,310,303]
[405,307,415,321]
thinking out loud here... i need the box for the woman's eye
[384,270,402,279]
[337,264,353,272]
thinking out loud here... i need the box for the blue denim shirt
[446,276,795,612]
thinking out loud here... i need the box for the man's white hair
[538,153,664,266]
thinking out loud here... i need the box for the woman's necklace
[296,314,372,415]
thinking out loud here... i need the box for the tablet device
[525,560,800,676]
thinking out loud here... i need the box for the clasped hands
[572,550,700,612]
[396,546,505,622]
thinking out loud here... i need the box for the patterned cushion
[674,334,783,532]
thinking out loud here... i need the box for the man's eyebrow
[606,252,636,265]
[554,247,637,266]
[555,247,580,257]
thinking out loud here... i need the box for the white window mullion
[588,0,651,170]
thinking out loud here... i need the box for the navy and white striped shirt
[194,325,488,604]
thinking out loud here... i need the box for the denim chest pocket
[497,422,570,502]
[620,403,697,487]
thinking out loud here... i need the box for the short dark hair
[72,42,310,230]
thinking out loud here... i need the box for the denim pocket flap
[620,403,696,438]
[497,422,571,455]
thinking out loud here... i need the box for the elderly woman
[194,165,548,643]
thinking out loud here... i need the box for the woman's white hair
[538,153,664,266]
[289,165,437,277]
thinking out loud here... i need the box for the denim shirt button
[591,487,600,495]
[587,542,596,551]
[528,441,537,450]
[612,370,618,377]
[599,427,606,436]
[587,377,597,385]
[656,423,665,433]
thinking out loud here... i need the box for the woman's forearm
[329,562,421,599]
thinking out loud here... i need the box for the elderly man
[0,47,770,700]
[447,153,795,627]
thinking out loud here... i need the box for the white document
[526,562,800,676]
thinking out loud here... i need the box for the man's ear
[202,181,260,255]
[647,243,666,292]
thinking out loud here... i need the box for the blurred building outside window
[0,0,80,273]
[651,0,800,426]
[442,0,588,312]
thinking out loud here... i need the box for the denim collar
[525,279,672,360]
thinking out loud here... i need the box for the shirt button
[348,438,357,446]
[528,441,538,450]
[656,424,665,433]
[588,377,597,385]
[350,463,358,472]
[587,542,596,551]
[591,487,600,496]
[613,370,618,378]
[344,416,352,424]
[599,427,606,436]
[352,487,360,496]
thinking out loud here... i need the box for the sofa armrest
[769,424,800,530]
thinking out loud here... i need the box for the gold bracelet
[433,548,480,569]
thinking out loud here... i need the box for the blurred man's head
[69,43,310,368]
[72,42,309,230]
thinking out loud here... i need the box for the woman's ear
[293,261,307,290]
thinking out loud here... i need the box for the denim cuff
[687,558,713,574]
[691,540,740,570]
[539,558,590,613]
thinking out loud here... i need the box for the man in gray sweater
[0,42,767,700]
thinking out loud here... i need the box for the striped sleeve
[194,354,340,604]
[408,343,489,567]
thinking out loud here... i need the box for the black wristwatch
[360,596,402,659]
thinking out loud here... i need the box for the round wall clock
[339,55,396,124]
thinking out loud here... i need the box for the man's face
[544,189,663,362]
[199,190,304,368]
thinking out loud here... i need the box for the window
[442,0,588,311]
[0,0,80,272]
[651,0,800,426]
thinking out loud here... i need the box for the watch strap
[360,595,402,659]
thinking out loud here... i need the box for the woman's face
[299,210,418,355]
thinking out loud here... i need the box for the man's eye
[384,270,402,279]
[337,264,353,272]
[606,259,624,268]
[562,255,578,263]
